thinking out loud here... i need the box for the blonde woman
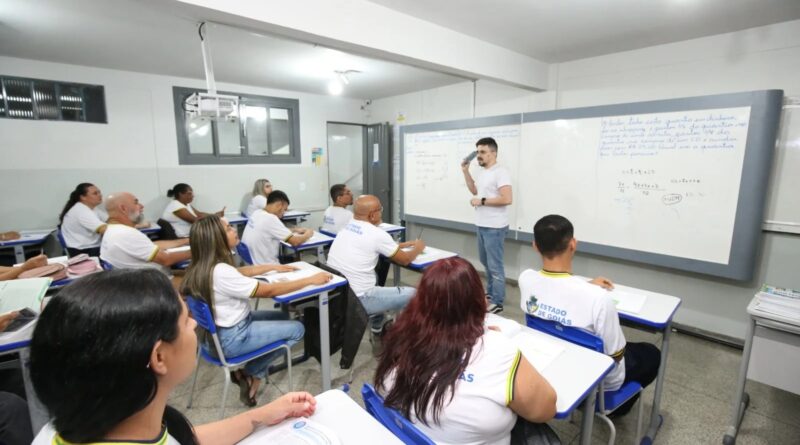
[181,215,331,406]
[245,179,273,216]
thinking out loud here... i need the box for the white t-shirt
[245,194,267,217]
[61,202,106,249]
[321,206,353,234]
[161,200,196,238]
[212,263,259,327]
[100,224,169,276]
[327,220,400,296]
[241,209,292,265]
[384,330,521,445]
[518,269,626,391]
[474,164,512,228]
[33,422,180,445]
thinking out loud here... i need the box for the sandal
[235,373,258,407]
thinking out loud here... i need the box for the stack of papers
[752,284,800,321]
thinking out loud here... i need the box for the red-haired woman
[375,257,558,445]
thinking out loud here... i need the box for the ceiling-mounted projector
[184,92,239,120]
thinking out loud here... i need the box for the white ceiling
[0,0,465,99]
[367,0,800,62]
[1,0,799,100]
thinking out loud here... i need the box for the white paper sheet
[511,331,566,372]
[611,290,647,314]
[237,418,342,445]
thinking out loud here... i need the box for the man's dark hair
[533,214,574,258]
[330,184,347,203]
[267,190,290,206]
[475,137,498,152]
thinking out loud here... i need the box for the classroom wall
[0,56,366,230]
[370,19,800,340]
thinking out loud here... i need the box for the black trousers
[613,342,661,416]
[375,256,391,286]
[66,246,101,258]
[0,392,33,445]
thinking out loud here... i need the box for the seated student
[182,215,331,406]
[519,214,660,415]
[161,183,225,238]
[101,192,191,276]
[244,178,273,217]
[321,184,353,234]
[327,195,424,336]
[58,183,107,257]
[241,190,313,264]
[0,254,47,281]
[29,269,317,445]
[376,257,557,444]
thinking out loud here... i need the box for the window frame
[173,86,301,165]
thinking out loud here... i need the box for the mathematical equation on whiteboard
[615,171,706,208]
[406,127,520,190]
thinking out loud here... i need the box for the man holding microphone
[461,137,513,314]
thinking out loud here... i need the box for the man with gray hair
[100,192,190,276]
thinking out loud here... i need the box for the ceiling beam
[166,0,550,92]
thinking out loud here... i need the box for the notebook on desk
[611,290,647,314]
[0,278,50,314]
[485,313,565,371]
[0,278,51,341]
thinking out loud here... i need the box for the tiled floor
[174,269,800,444]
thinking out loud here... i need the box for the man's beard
[128,211,143,224]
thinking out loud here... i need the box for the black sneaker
[487,303,504,314]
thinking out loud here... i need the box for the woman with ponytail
[59,182,107,257]
[161,183,225,238]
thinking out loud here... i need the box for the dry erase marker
[463,151,478,164]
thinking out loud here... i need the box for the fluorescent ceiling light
[328,78,343,95]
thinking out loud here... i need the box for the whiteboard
[764,104,800,233]
[402,115,520,229]
[516,108,751,264]
[400,90,784,280]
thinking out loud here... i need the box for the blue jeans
[216,310,304,378]
[360,286,416,330]
[477,226,507,305]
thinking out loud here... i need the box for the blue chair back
[99,258,114,271]
[525,313,604,353]
[185,296,218,335]
[318,229,337,238]
[56,228,69,256]
[236,242,254,265]
[361,383,435,445]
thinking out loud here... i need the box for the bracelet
[481,197,486,206]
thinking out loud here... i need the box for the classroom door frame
[326,121,392,222]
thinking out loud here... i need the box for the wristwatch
[481,197,486,206]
